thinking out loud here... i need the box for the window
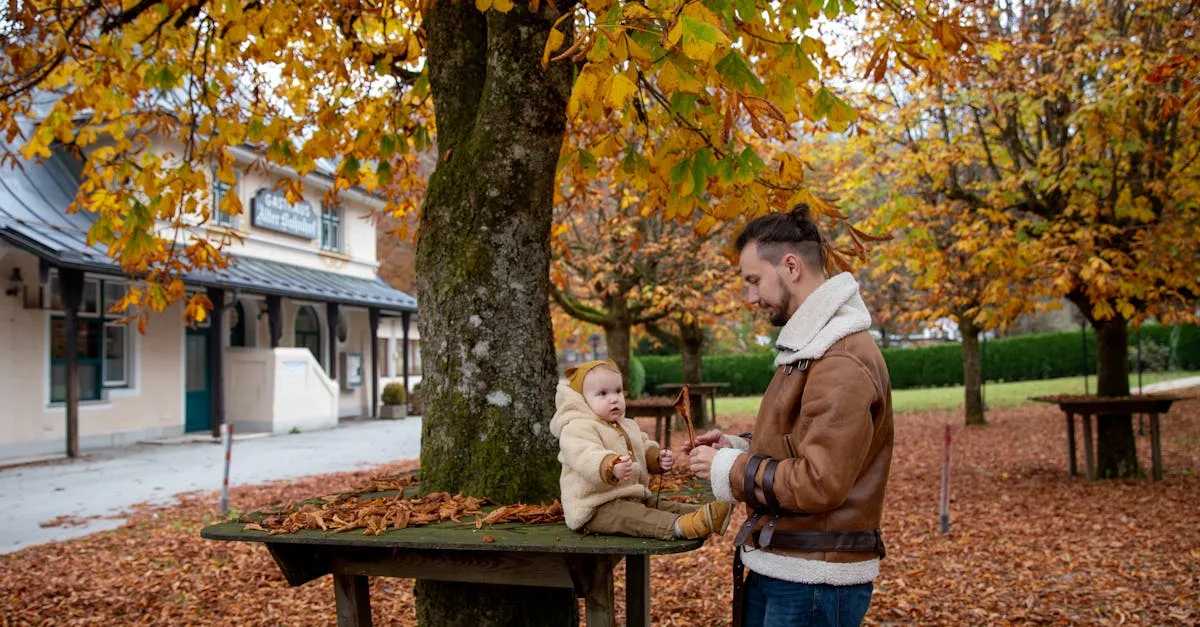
[320,201,342,252]
[47,274,100,314]
[50,318,103,402]
[295,306,322,364]
[212,175,237,228]
[47,275,133,402]
[395,339,422,376]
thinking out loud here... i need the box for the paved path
[1140,376,1200,393]
[1,418,422,554]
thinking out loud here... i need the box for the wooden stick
[673,386,696,450]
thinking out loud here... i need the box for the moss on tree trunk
[413,0,576,623]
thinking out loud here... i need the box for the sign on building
[251,189,318,240]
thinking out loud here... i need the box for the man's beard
[768,276,793,327]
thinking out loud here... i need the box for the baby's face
[581,367,625,421]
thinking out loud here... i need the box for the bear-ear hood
[550,383,598,438]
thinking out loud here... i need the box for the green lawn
[712,370,1200,420]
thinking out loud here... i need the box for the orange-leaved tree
[855,0,1200,465]
[3,0,964,620]
[828,79,1048,425]
[941,0,1199,473]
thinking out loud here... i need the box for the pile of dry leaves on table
[244,473,566,535]
[3,393,1199,625]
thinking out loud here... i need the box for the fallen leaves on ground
[3,392,1199,625]
[37,514,102,528]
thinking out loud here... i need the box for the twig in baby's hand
[673,386,697,450]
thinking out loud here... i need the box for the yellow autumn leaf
[492,0,514,12]
[626,35,653,64]
[606,73,638,109]
[227,23,248,44]
[475,0,492,12]
[542,28,565,69]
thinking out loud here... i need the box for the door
[185,327,212,432]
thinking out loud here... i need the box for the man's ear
[781,252,805,280]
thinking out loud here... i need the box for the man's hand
[688,445,717,480]
[682,429,730,455]
[658,449,675,472]
[613,456,637,483]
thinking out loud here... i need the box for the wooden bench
[624,397,678,448]
[201,492,703,626]
[656,382,730,426]
[1032,395,1186,481]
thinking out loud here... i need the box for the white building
[0,134,420,463]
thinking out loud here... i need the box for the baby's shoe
[676,501,734,539]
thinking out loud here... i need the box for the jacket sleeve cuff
[710,448,745,503]
[726,435,751,451]
[600,454,620,486]
[645,445,663,474]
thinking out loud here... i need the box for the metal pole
[1136,328,1143,394]
[1081,322,1089,395]
[981,333,987,416]
[220,422,234,515]
[939,424,951,534]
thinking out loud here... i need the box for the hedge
[638,324,1200,394]
[629,355,646,399]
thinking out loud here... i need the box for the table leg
[573,555,616,627]
[663,412,672,450]
[334,573,372,627]
[710,393,717,425]
[1065,412,1077,477]
[1150,413,1162,482]
[626,554,651,627]
[1081,413,1096,481]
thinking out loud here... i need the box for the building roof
[0,135,416,313]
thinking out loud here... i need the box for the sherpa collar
[774,272,872,366]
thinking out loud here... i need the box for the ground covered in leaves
[4,393,1199,626]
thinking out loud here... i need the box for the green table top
[201,483,708,556]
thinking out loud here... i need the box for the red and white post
[939,423,951,534]
[220,422,234,515]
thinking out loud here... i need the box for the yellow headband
[565,359,620,393]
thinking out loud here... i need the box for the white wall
[0,251,185,461]
[225,347,338,434]
[144,136,382,280]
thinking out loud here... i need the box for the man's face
[739,242,795,327]
[582,367,625,421]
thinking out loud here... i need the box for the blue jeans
[742,571,873,627]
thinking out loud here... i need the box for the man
[687,205,894,627]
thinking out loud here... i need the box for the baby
[549,359,732,540]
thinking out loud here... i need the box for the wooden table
[1032,395,1185,481]
[656,382,730,426]
[201,503,701,626]
[625,397,678,448]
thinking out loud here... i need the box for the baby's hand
[613,455,636,483]
[658,449,675,472]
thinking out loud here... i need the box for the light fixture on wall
[4,268,23,298]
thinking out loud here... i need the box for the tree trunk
[604,318,633,393]
[414,1,577,624]
[602,293,634,392]
[960,318,985,426]
[679,320,708,427]
[1093,316,1138,478]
